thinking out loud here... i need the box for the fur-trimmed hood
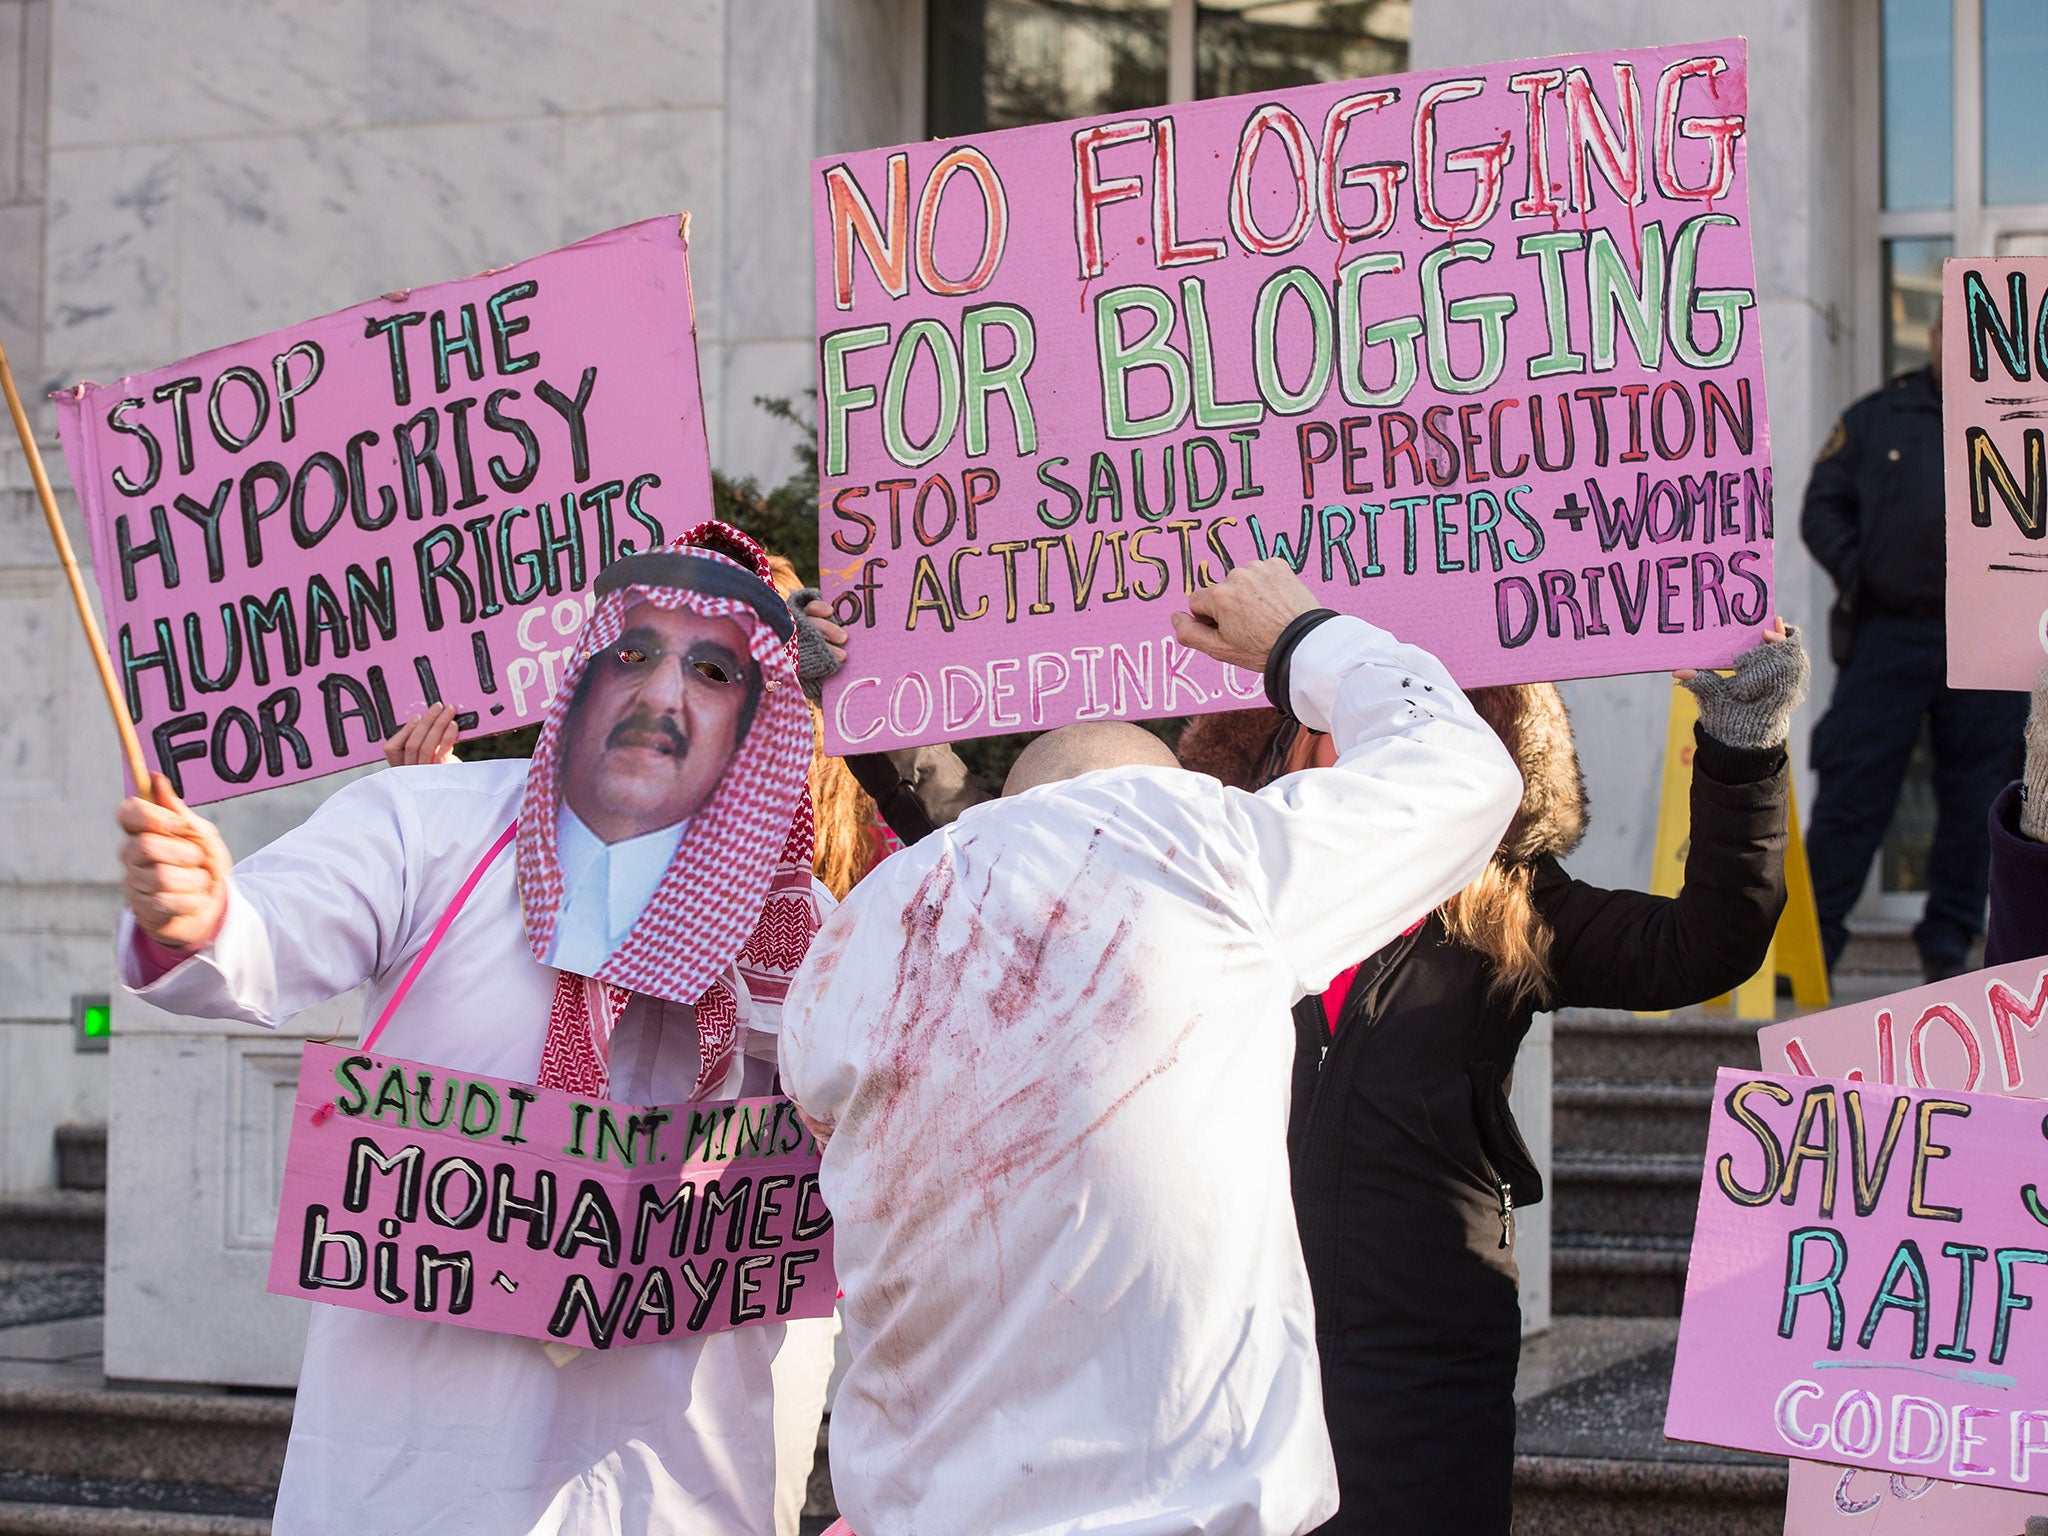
[1176,683,1588,863]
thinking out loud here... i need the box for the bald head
[1003,722,1180,796]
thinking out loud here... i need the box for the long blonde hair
[1439,683,1587,1010]
[766,555,883,899]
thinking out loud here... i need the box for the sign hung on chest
[269,1044,836,1349]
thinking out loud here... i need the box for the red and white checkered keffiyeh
[519,522,821,1100]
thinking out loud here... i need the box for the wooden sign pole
[0,330,153,795]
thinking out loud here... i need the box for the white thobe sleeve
[116,772,426,1029]
[1221,615,1523,996]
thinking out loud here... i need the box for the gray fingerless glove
[1680,624,1810,749]
[2020,663,2048,841]
[790,588,842,703]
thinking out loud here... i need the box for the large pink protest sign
[268,1043,835,1349]
[813,40,1773,752]
[1666,1067,2048,1492]
[1944,257,2048,691]
[55,217,710,803]
[1764,964,2048,1530]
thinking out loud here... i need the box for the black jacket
[1293,731,1789,1535]
[1986,781,2048,967]
[1801,366,1945,622]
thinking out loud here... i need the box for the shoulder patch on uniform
[1815,417,1847,462]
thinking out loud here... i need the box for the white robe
[780,616,1523,1536]
[120,759,808,1536]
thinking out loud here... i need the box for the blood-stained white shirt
[780,616,1522,1536]
[118,759,799,1536]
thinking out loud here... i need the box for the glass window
[927,0,1170,139]
[1882,0,1953,210]
[1195,0,1409,99]
[1882,235,1950,378]
[1983,0,2048,204]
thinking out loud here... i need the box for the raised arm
[1540,734,1788,1008]
[1172,561,1522,993]
[115,771,425,1027]
[1545,625,1806,1008]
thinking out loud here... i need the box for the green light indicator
[81,1003,111,1040]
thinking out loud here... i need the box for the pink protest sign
[268,1043,835,1349]
[1944,257,2048,691]
[1765,965,2048,1530]
[1666,1066,2048,1492]
[813,40,1773,753]
[1761,960,2048,1095]
[1783,1450,2048,1531]
[55,217,710,803]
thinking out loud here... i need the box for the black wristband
[1264,609,1339,720]
[843,753,940,845]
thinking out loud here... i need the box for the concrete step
[1514,1339,1784,1535]
[1554,1083,1713,1158]
[0,1471,269,1533]
[53,1127,105,1195]
[0,1511,266,1535]
[1553,1010,1764,1087]
[1552,1154,1704,1241]
[1554,1237,1691,1317]
[0,1383,290,1493]
[0,1196,103,1265]
[1510,1454,1785,1535]
[1836,920,1917,975]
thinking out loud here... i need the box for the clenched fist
[116,775,231,951]
[1169,558,1321,673]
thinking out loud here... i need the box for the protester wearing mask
[112,524,824,1536]
[1175,622,1806,1536]
[369,546,854,1536]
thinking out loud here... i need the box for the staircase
[1509,925,1926,1533]
[0,1124,286,1536]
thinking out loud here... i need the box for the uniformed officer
[1802,316,2026,981]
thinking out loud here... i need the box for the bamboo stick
[0,331,154,795]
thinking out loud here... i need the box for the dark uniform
[1801,364,2025,977]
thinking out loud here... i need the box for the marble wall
[0,0,917,1194]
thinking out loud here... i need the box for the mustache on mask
[605,709,689,758]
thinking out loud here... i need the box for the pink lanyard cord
[360,820,518,1055]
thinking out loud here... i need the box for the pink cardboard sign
[1764,965,2048,1531]
[1761,960,2048,1096]
[267,1043,835,1349]
[813,40,1774,753]
[1944,257,2048,691]
[55,217,711,803]
[1783,1454,2047,1532]
[1666,1066,2048,1493]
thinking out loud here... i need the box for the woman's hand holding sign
[116,775,230,952]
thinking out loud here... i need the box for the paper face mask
[516,527,814,1006]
